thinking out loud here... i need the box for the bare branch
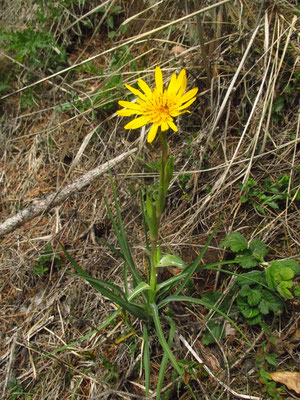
[0,148,137,237]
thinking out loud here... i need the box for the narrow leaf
[142,325,150,397]
[127,282,151,302]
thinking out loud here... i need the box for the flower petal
[118,100,142,110]
[168,120,178,132]
[117,109,143,116]
[177,71,187,97]
[178,96,197,110]
[138,78,153,99]
[147,124,159,143]
[170,110,190,117]
[161,122,169,131]
[178,87,198,105]
[167,73,177,95]
[169,69,186,96]
[125,84,147,101]
[155,66,163,94]
[124,116,150,130]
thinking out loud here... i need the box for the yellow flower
[117,67,198,143]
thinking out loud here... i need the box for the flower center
[158,105,169,116]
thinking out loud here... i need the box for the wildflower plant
[59,67,300,399]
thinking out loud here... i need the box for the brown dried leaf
[269,371,300,394]
[171,45,186,56]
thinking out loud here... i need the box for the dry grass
[0,0,299,399]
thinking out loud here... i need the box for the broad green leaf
[247,289,262,306]
[277,280,293,299]
[294,285,300,298]
[260,289,284,314]
[250,238,268,261]
[235,270,265,286]
[237,296,260,318]
[157,254,187,268]
[246,314,262,325]
[270,259,300,275]
[239,284,252,297]
[235,251,259,268]
[280,267,294,281]
[220,232,248,252]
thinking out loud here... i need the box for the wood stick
[0,148,137,237]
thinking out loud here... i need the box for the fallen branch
[0,148,137,237]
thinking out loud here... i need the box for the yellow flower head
[117,67,198,143]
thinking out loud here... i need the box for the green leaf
[280,267,294,281]
[157,254,187,268]
[235,251,259,268]
[127,282,151,302]
[142,326,150,397]
[150,303,184,378]
[156,316,176,400]
[144,211,157,240]
[246,314,262,325]
[237,296,260,319]
[294,285,300,298]
[277,280,293,299]
[260,290,284,314]
[220,232,248,252]
[239,284,252,297]
[259,368,271,383]
[158,295,253,349]
[248,289,262,306]
[202,320,225,345]
[173,215,223,296]
[236,270,265,286]
[146,191,155,220]
[249,238,268,261]
[60,242,147,320]
[271,259,300,274]
[266,353,278,367]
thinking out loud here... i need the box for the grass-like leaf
[60,242,148,320]
[150,303,183,377]
[142,325,150,397]
[156,316,176,400]
[127,281,151,302]
[158,295,253,349]
[173,216,222,296]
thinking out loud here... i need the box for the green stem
[149,131,169,302]
[156,131,169,222]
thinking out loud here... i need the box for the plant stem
[149,132,169,302]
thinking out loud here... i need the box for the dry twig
[0,149,137,237]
